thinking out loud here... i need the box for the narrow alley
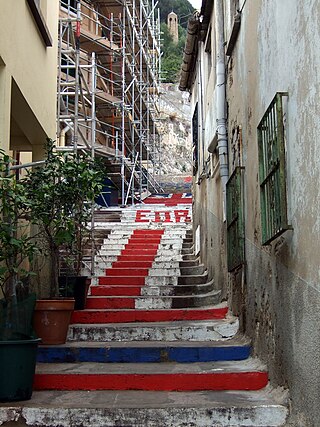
[1,194,287,426]
[0,0,319,426]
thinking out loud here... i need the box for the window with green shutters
[192,103,199,176]
[257,92,291,245]
[226,166,245,272]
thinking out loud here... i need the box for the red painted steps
[111,261,153,268]
[117,255,156,262]
[86,297,135,309]
[91,285,143,296]
[128,238,162,244]
[71,305,228,324]
[133,229,164,234]
[105,268,149,277]
[124,243,160,250]
[120,249,158,256]
[34,360,268,391]
[99,276,145,285]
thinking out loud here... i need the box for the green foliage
[0,150,39,303]
[159,0,195,28]
[161,22,187,83]
[24,140,105,297]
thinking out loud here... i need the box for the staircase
[0,194,288,426]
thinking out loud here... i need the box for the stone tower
[167,11,178,44]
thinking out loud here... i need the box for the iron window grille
[192,103,199,176]
[257,92,291,245]
[226,166,245,272]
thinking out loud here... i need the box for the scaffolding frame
[57,0,163,207]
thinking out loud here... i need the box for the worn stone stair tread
[68,317,240,342]
[70,316,238,329]
[40,335,251,349]
[86,289,220,300]
[0,388,288,427]
[33,362,268,391]
[74,302,227,313]
[36,358,266,374]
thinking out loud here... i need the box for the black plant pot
[59,276,90,310]
[0,337,41,402]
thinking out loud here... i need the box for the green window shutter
[192,103,199,176]
[226,166,245,272]
[257,92,291,245]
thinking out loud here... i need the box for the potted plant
[25,140,104,343]
[0,150,40,402]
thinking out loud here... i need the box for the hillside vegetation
[159,0,195,83]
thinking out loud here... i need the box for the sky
[188,0,202,10]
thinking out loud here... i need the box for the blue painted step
[37,339,251,363]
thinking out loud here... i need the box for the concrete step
[180,264,205,275]
[85,289,220,309]
[37,336,251,363]
[68,316,239,342]
[143,271,209,286]
[1,388,288,426]
[34,359,268,391]
[103,267,182,277]
[71,303,228,324]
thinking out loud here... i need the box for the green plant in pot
[0,150,41,402]
[25,140,104,343]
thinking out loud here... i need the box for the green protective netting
[0,293,37,341]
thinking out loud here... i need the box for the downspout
[215,1,228,218]
[59,124,71,147]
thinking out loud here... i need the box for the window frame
[257,92,291,245]
[226,166,245,272]
[26,0,52,47]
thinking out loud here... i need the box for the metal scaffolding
[57,0,163,205]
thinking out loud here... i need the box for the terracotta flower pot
[33,299,75,345]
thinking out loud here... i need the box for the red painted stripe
[71,306,228,324]
[112,261,153,269]
[120,249,158,256]
[117,255,155,262]
[91,286,143,296]
[86,297,135,309]
[125,243,159,249]
[133,230,164,235]
[98,277,145,286]
[105,268,149,277]
[34,372,268,391]
[128,238,162,244]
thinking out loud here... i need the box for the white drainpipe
[215,1,228,219]
[59,124,71,147]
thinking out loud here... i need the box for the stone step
[90,278,217,297]
[103,266,183,276]
[91,285,145,296]
[98,249,182,257]
[34,359,268,392]
[1,388,288,427]
[68,316,239,342]
[144,271,209,286]
[85,289,220,309]
[99,242,183,250]
[71,303,228,324]
[37,336,251,363]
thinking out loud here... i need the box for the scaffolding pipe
[90,51,97,275]
[72,0,81,153]
[125,153,139,206]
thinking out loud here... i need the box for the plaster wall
[0,0,59,153]
[226,0,320,425]
[191,4,228,292]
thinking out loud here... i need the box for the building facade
[0,0,59,160]
[180,1,320,425]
